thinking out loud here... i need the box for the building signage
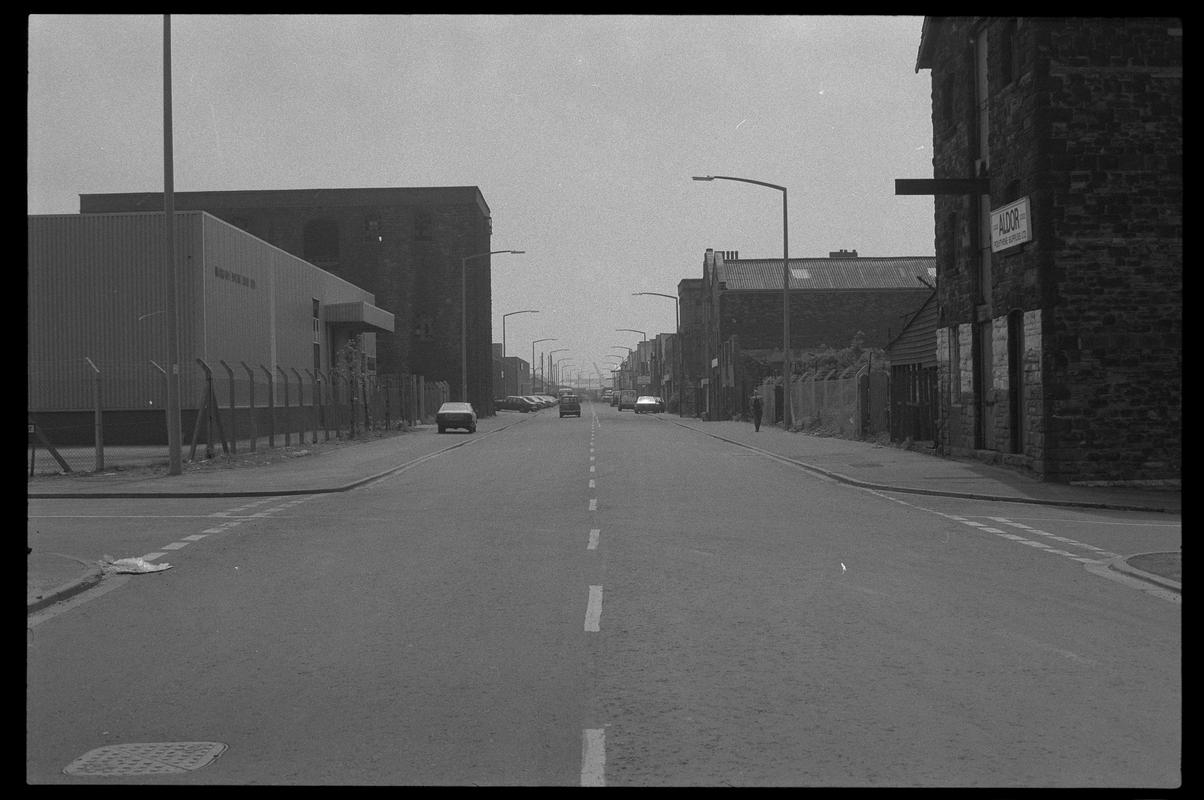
[991,196,1031,252]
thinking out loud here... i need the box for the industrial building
[79,186,497,414]
[27,211,393,445]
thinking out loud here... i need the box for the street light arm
[693,175,786,193]
[632,292,678,301]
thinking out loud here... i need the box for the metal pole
[163,16,182,475]
[241,362,257,452]
[782,187,791,430]
[219,360,236,454]
[85,357,103,472]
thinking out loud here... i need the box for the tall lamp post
[461,249,525,403]
[555,358,575,390]
[610,346,634,391]
[633,291,681,416]
[531,337,556,393]
[502,309,539,396]
[694,174,790,429]
[548,348,568,391]
[615,328,646,342]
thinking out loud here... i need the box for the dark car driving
[559,394,582,417]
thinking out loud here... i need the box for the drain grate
[64,742,227,776]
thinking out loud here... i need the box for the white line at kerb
[581,728,606,786]
[585,585,603,632]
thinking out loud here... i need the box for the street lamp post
[548,348,568,392]
[502,309,539,396]
[555,358,574,389]
[531,338,556,393]
[633,291,682,416]
[615,328,646,342]
[694,174,790,429]
[461,249,525,404]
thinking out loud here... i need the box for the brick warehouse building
[698,249,934,421]
[79,187,498,414]
[910,18,1181,484]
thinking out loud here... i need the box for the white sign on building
[991,196,1031,252]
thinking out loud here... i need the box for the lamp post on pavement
[461,249,525,403]
[548,348,568,392]
[694,174,790,429]
[615,328,646,342]
[501,309,539,396]
[531,337,556,393]
[633,291,681,416]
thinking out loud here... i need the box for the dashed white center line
[589,479,596,489]
[581,728,606,786]
[588,529,600,550]
[584,585,603,631]
[589,499,597,512]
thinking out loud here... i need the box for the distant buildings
[694,249,934,421]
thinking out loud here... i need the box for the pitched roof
[716,256,936,291]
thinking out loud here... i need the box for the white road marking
[141,552,167,561]
[159,542,188,550]
[588,529,600,550]
[584,585,603,631]
[589,479,596,489]
[581,728,606,787]
[589,499,597,512]
[590,465,595,473]
[181,534,208,541]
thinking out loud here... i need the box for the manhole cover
[64,742,227,776]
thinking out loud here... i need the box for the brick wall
[718,289,931,352]
[925,18,1180,483]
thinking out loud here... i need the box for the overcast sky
[28,14,936,385]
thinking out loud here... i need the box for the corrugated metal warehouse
[28,211,393,444]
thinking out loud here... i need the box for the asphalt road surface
[27,400,1180,786]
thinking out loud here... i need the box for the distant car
[618,389,638,411]
[634,395,660,414]
[559,394,582,417]
[524,395,551,409]
[436,401,477,433]
[537,395,558,406]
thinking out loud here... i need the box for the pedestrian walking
[751,393,763,432]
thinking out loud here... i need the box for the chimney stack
[828,249,858,258]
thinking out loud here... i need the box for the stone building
[79,187,498,414]
[911,17,1181,483]
[697,248,934,421]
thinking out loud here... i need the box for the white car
[436,401,477,433]
[634,395,661,414]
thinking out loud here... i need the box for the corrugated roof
[717,257,936,291]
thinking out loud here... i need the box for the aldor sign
[991,196,1031,252]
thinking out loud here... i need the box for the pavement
[27,414,1181,614]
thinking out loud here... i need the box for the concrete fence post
[84,357,103,472]
[241,361,257,452]
[277,366,291,447]
[260,364,275,449]
[219,359,237,454]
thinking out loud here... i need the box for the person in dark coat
[751,393,764,432]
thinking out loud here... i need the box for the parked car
[496,395,537,412]
[436,401,477,433]
[618,389,638,411]
[652,396,666,413]
[610,392,620,406]
[537,395,558,406]
[634,395,661,414]
[524,395,551,409]
[559,394,582,418]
